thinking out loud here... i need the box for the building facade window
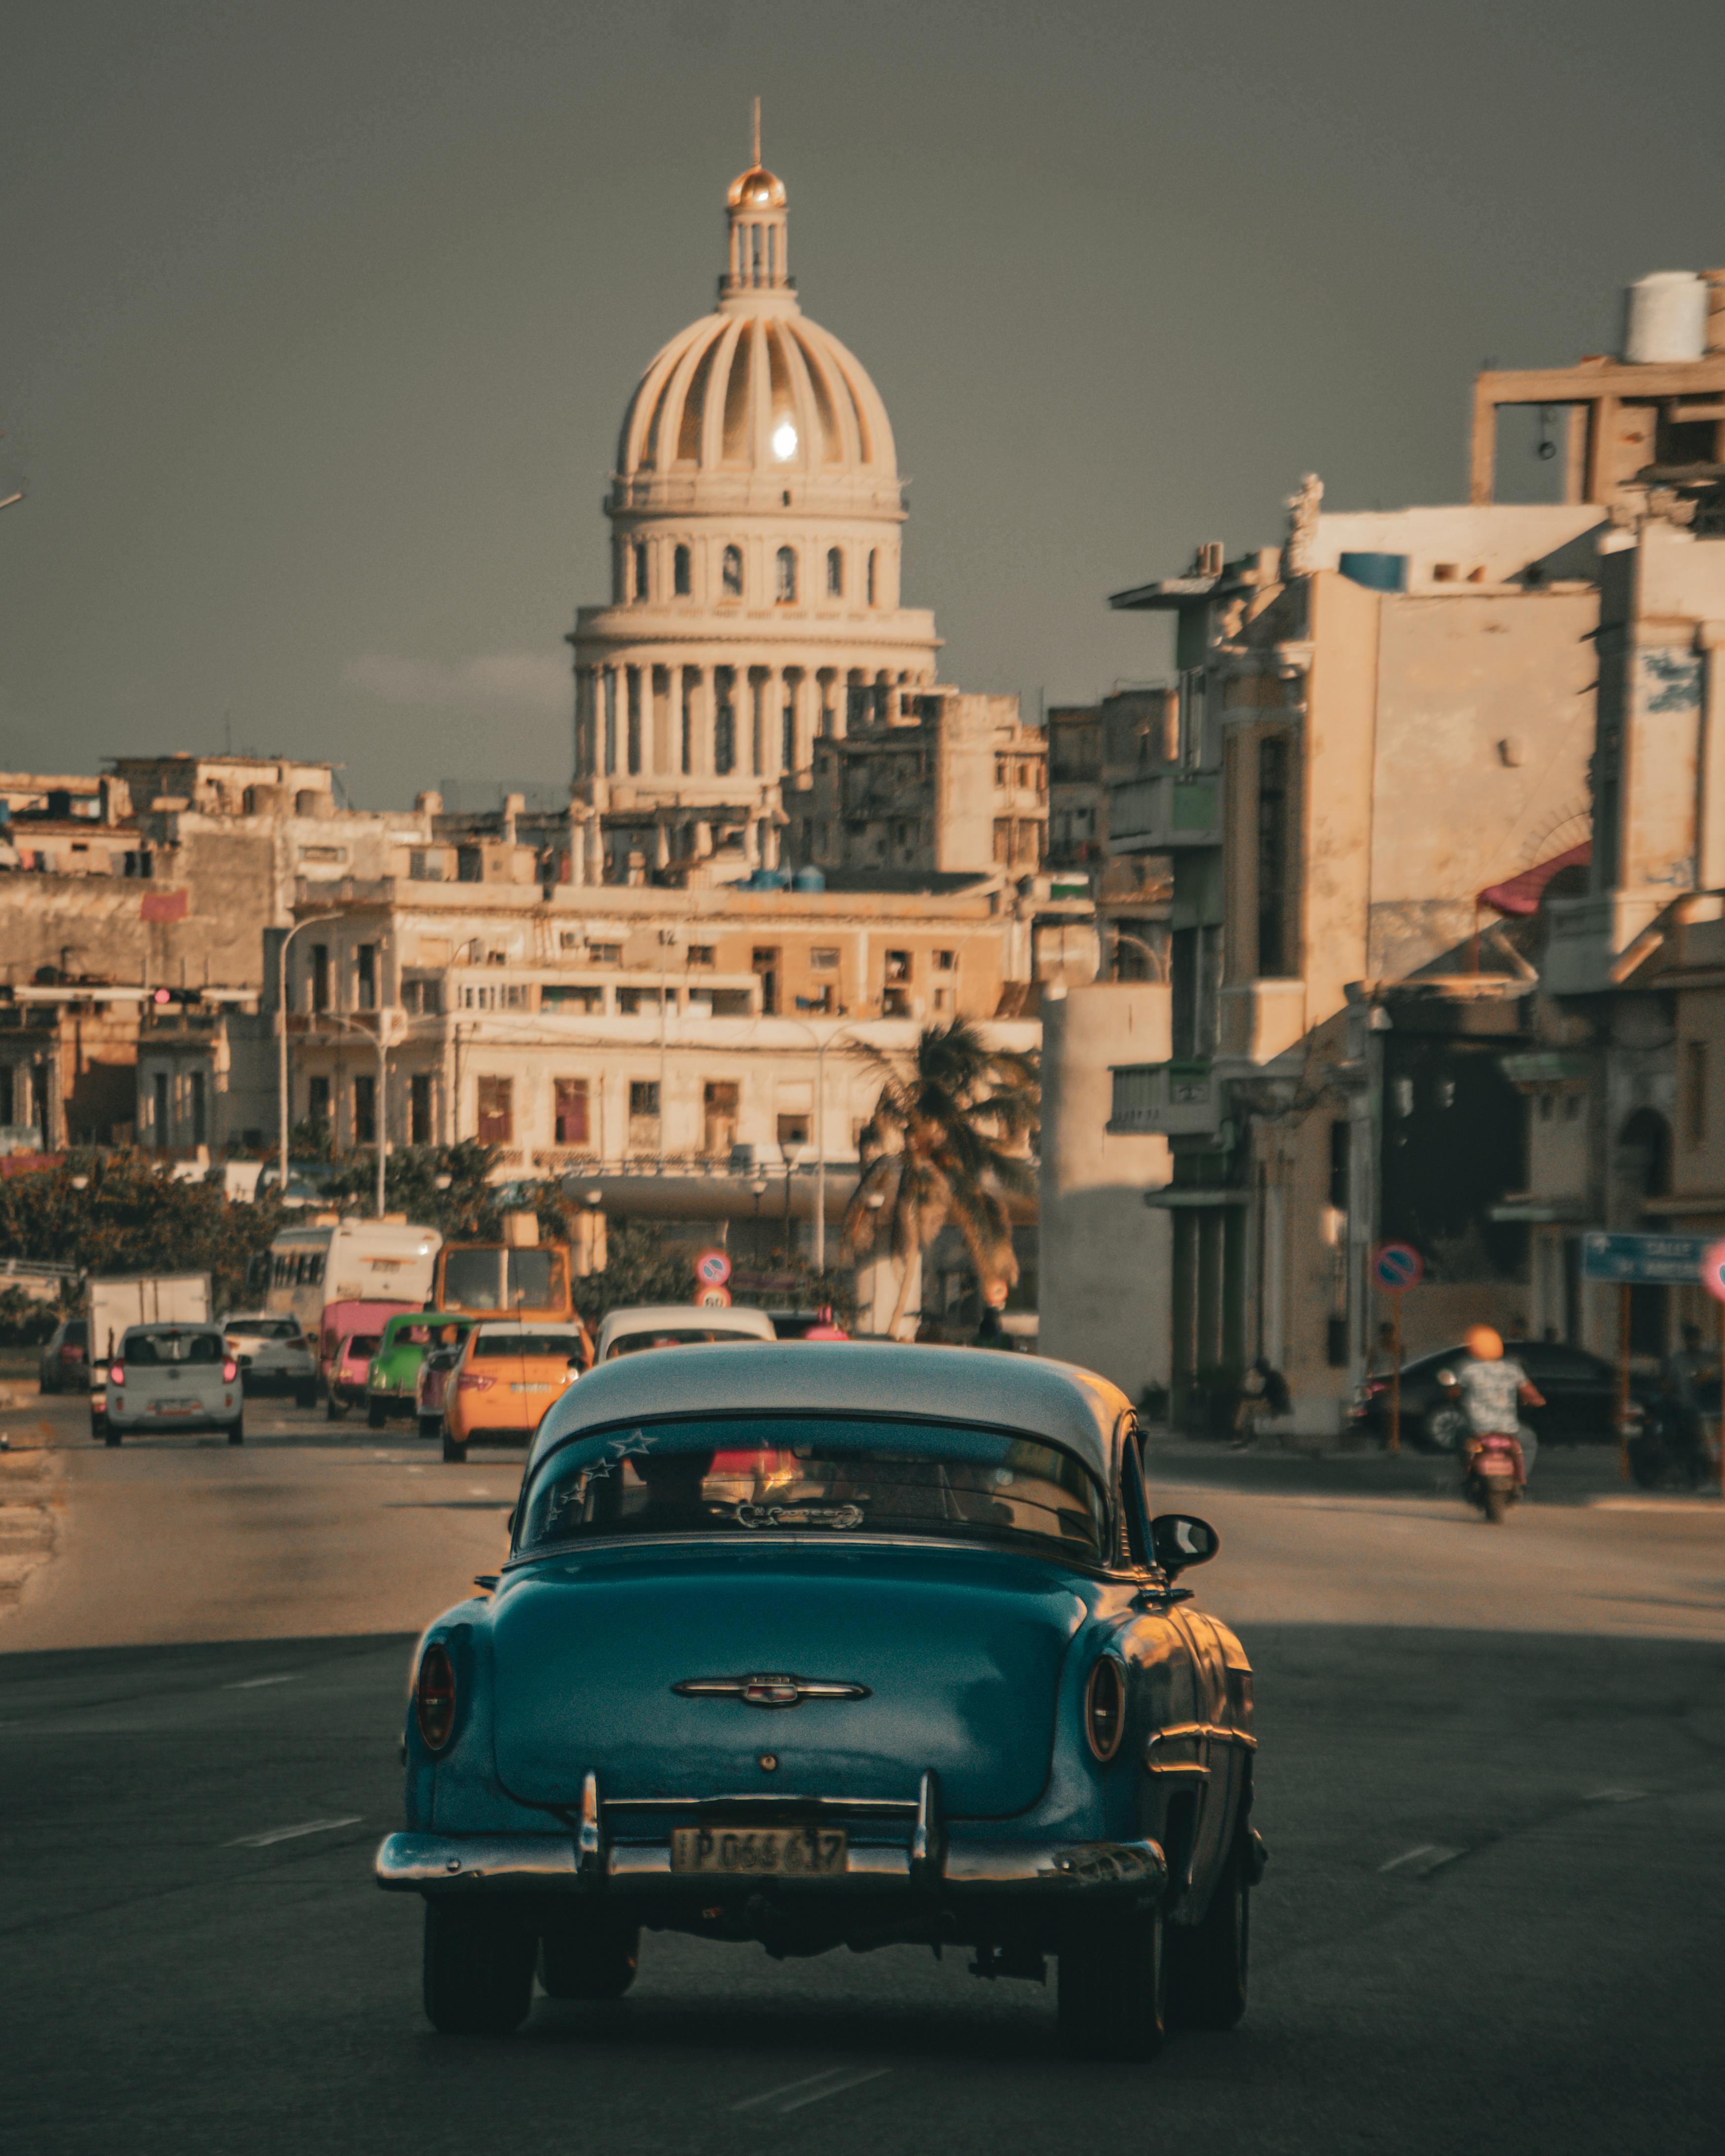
[752,946,780,1016]
[702,1080,738,1156]
[777,1112,810,1150]
[866,549,877,605]
[356,944,377,1011]
[627,1079,661,1153]
[554,1078,589,1146]
[309,944,330,1014]
[353,1074,376,1145]
[307,1074,330,1131]
[633,542,648,600]
[152,1070,170,1144]
[410,1072,433,1145]
[673,544,692,596]
[189,1071,207,1146]
[775,546,797,602]
[1685,1040,1709,1147]
[714,667,736,775]
[626,667,642,776]
[826,547,843,597]
[476,1075,513,1145]
[1255,734,1295,978]
[722,544,743,596]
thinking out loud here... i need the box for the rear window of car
[517,1415,1107,1565]
[65,1321,87,1346]
[474,1332,582,1357]
[125,1331,221,1365]
[228,1319,299,1340]
[384,1322,435,1347]
[605,1328,758,1358]
[347,1334,381,1358]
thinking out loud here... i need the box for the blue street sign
[1580,1231,1715,1285]
[1373,1242,1423,1293]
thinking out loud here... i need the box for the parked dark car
[1350,1340,1648,1450]
[39,1317,89,1393]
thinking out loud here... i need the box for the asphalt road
[2,1390,1721,2155]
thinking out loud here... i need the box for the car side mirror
[1436,1368,1460,1391]
[1150,1513,1219,1576]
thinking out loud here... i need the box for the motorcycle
[1626,1396,1706,1491]
[1435,1367,1524,1522]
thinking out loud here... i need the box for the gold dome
[727,164,786,211]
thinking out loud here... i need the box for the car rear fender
[404,1608,562,1836]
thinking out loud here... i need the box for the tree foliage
[840,1018,1039,1336]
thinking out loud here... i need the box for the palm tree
[841,1018,1039,1338]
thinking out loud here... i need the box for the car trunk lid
[491,1540,1086,1817]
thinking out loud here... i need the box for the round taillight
[222,1358,239,1383]
[415,1642,456,1752]
[109,1363,125,1387]
[1084,1656,1126,1763]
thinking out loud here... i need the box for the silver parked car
[221,1311,317,1405]
[39,1316,90,1393]
[94,1323,244,1446]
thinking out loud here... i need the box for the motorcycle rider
[1453,1324,1543,1490]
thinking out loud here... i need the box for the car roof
[526,1341,1131,1487]
[124,1321,222,1336]
[596,1303,777,1341]
[471,1320,585,1337]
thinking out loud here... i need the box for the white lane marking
[1379,1843,1462,1875]
[227,1815,363,1848]
[1590,1497,1720,1511]
[1585,1787,1649,1803]
[222,1672,303,1691]
[468,1487,491,1496]
[731,2067,891,2115]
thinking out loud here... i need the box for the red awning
[1479,841,1590,918]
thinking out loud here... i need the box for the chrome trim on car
[1146,1721,1257,1753]
[910,1769,943,1888]
[378,1827,1166,1900]
[671,1674,872,1708]
[601,1792,918,1819]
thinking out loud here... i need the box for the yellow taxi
[442,1320,588,1462]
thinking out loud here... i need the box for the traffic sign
[693,1248,732,1287]
[1582,1231,1716,1285]
[1373,1242,1423,1294]
[696,1284,732,1310]
[1702,1241,1725,1305]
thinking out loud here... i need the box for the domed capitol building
[569,132,1048,887]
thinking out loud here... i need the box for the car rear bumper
[374,1829,1166,1901]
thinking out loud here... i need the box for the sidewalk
[1140,1429,1721,1507]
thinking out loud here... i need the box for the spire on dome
[722,96,791,302]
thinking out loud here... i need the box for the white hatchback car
[221,1311,317,1405]
[98,1323,245,1446]
[594,1302,777,1362]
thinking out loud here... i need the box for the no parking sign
[694,1248,732,1289]
[1373,1242,1423,1295]
[1702,1241,1725,1304]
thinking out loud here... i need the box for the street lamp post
[312,1010,394,1219]
[276,913,345,1201]
[772,1016,854,1273]
[1106,925,1170,982]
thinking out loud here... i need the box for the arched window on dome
[775,547,797,604]
[826,548,843,599]
[632,544,648,602]
[722,545,743,597]
[866,549,878,606]
[673,545,691,598]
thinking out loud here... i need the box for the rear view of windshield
[517,1416,1106,1564]
[126,1332,221,1365]
[347,1334,381,1358]
[606,1328,753,1357]
[475,1332,581,1358]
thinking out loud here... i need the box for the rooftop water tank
[1622,272,1707,364]
[791,865,826,892]
[1338,551,1407,593]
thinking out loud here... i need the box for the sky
[3,0,1724,807]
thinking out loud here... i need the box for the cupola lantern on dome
[722,101,791,301]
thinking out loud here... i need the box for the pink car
[320,1299,415,1419]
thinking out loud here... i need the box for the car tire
[1057,1906,1167,2061]
[418,1414,440,1440]
[1166,1837,1249,2030]
[227,1413,245,1446]
[538,1913,640,2001]
[367,1397,386,1430]
[296,1384,317,1409]
[1483,1483,1507,1523]
[326,1393,347,1422]
[101,1420,120,1447]
[422,1900,535,2036]
[442,1429,468,1464]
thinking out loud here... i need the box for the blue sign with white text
[1580,1231,1714,1285]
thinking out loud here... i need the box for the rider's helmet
[1463,1323,1503,1361]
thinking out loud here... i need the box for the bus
[259,1217,442,1341]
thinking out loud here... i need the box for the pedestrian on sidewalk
[1232,1355,1291,1449]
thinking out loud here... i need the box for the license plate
[152,1403,198,1416]
[669,1826,847,1877]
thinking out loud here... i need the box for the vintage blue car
[376,1343,1264,2060]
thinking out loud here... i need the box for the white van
[261,1218,442,1341]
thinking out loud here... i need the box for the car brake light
[109,1363,125,1387]
[1084,1657,1126,1762]
[415,1643,456,1750]
[456,1373,494,1392]
[222,1359,239,1383]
